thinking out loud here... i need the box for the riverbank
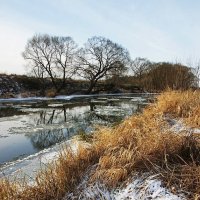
[0,74,144,99]
[1,90,200,199]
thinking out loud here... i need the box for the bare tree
[22,34,78,93]
[145,62,196,91]
[76,36,130,93]
[131,57,151,82]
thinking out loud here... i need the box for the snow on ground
[165,118,188,133]
[0,93,154,103]
[0,139,84,184]
[165,117,200,134]
[113,175,185,200]
[65,173,185,200]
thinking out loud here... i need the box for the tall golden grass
[1,90,200,199]
[156,90,200,127]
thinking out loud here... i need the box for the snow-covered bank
[0,92,157,103]
[65,173,185,200]
[0,139,81,183]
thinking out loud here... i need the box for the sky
[0,0,200,74]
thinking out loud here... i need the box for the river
[0,93,153,182]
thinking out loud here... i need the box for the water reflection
[0,96,149,165]
[0,107,26,118]
[37,109,56,125]
[23,107,90,150]
[27,129,66,150]
[10,102,139,151]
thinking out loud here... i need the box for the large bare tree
[76,36,130,93]
[23,34,78,93]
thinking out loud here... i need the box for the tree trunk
[86,79,97,94]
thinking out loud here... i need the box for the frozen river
[0,93,153,181]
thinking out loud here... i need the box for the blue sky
[0,0,200,74]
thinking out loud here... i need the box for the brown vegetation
[130,61,198,92]
[1,90,200,199]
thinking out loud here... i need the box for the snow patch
[65,174,185,200]
[113,175,184,200]
[0,139,83,183]
[165,117,200,135]
[167,118,187,133]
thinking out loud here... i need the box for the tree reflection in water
[24,102,138,151]
[25,106,90,150]
[27,128,71,150]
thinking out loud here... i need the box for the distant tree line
[130,58,198,91]
[23,34,199,94]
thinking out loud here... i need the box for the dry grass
[1,90,200,199]
[45,89,57,97]
[0,144,99,200]
[156,89,200,127]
